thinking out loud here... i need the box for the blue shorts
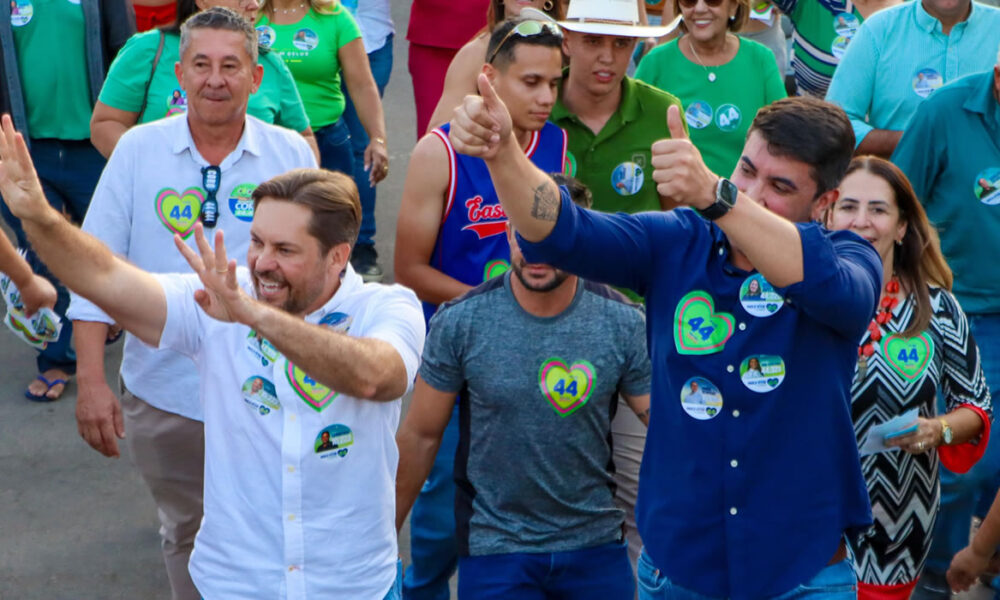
[458,540,635,600]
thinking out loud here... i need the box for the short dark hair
[486,18,563,70]
[179,7,258,63]
[551,173,593,209]
[747,97,855,196]
[252,169,361,254]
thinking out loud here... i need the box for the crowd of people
[1,0,1000,598]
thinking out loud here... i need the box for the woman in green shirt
[635,0,786,178]
[257,0,388,186]
[90,0,319,159]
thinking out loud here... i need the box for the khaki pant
[612,396,646,577]
[121,385,204,600]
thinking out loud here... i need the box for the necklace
[857,276,900,378]
[687,38,718,83]
[274,2,306,14]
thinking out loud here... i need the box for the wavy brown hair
[838,156,953,337]
[486,0,565,29]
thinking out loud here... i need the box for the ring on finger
[917,441,925,451]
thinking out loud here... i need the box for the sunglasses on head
[487,20,563,64]
[679,0,725,8]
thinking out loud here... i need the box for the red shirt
[407,0,489,49]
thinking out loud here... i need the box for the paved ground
[0,3,422,597]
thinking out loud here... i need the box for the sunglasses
[679,0,725,8]
[201,165,221,228]
[487,20,563,64]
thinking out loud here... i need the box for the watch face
[719,178,738,208]
[943,428,953,444]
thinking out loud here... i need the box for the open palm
[0,115,47,221]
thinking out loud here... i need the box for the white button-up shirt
[155,266,424,599]
[67,114,316,420]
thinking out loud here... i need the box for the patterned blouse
[847,286,991,586]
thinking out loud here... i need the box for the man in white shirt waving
[66,9,317,598]
[0,114,424,599]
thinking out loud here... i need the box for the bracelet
[372,137,386,146]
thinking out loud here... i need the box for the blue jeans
[0,138,106,374]
[458,540,635,600]
[637,549,856,600]
[314,118,354,178]
[403,403,460,600]
[340,34,393,247]
[915,313,1000,598]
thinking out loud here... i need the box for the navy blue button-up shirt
[519,192,880,599]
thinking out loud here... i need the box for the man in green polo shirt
[552,0,682,575]
[554,0,683,215]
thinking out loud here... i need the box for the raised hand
[0,115,52,224]
[650,104,718,210]
[174,223,262,326]
[448,73,513,160]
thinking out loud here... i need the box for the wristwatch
[696,178,738,221]
[939,418,953,445]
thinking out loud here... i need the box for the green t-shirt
[11,0,93,140]
[551,76,684,215]
[256,8,362,129]
[635,38,787,178]
[98,30,310,132]
[776,0,864,96]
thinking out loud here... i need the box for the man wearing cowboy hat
[551,0,684,572]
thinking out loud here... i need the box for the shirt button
[732,409,740,418]
[738,322,746,331]
[287,466,295,473]
[718,247,724,256]
[729,507,738,516]
[726,365,734,373]
[288,514,295,521]
[290,414,296,422]
[730,459,738,468]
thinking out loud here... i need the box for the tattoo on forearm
[530,182,559,222]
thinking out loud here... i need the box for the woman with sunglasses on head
[425,0,565,134]
[634,0,785,179]
[257,0,388,186]
[90,0,319,159]
[825,156,991,600]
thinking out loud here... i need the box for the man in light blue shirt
[826,0,1000,158]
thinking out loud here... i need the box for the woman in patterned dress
[825,156,992,600]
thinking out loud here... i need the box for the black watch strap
[696,178,738,221]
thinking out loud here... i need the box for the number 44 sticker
[716,104,742,132]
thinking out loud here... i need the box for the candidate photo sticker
[974,168,1000,206]
[680,376,723,420]
[315,424,353,459]
[739,274,783,317]
[241,375,280,416]
[739,355,786,393]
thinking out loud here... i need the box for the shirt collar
[307,264,365,324]
[914,0,974,33]
[171,114,261,166]
[552,72,640,125]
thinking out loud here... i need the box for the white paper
[0,268,62,350]
[860,408,920,456]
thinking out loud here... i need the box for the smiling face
[828,169,907,264]
[175,28,262,128]
[248,200,345,316]
[681,0,737,45]
[487,44,563,132]
[563,31,636,98]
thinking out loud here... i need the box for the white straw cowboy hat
[558,0,681,37]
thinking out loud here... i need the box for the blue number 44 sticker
[553,379,578,396]
[170,205,193,220]
[897,348,919,363]
[687,316,716,342]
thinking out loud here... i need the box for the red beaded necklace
[857,277,900,377]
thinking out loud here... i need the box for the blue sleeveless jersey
[424,121,567,321]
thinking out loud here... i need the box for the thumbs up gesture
[651,104,719,210]
[448,73,514,160]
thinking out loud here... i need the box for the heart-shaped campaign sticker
[482,259,510,281]
[674,291,734,355]
[156,187,204,238]
[286,361,338,412]
[538,358,595,417]
[882,333,934,381]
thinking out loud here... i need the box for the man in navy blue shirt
[447,73,882,600]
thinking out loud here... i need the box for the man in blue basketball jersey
[393,17,566,600]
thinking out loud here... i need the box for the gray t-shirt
[420,273,652,556]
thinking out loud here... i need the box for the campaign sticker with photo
[912,68,942,99]
[242,376,280,416]
[319,311,352,332]
[315,424,353,459]
[292,28,319,52]
[228,183,257,222]
[611,161,644,196]
[680,377,723,420]
[11,0,33,26]
[246,330,280,366]
[256,25,275,49]
[686,101,713,130]
[166,88,187,117]
[974,168,1000,206]
[831,35,851,59]
[833,12,860,36]
[739,274,783,317]
[715,104,742,132]
[739,355,786,393]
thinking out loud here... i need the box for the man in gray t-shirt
[396,179,652,599]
